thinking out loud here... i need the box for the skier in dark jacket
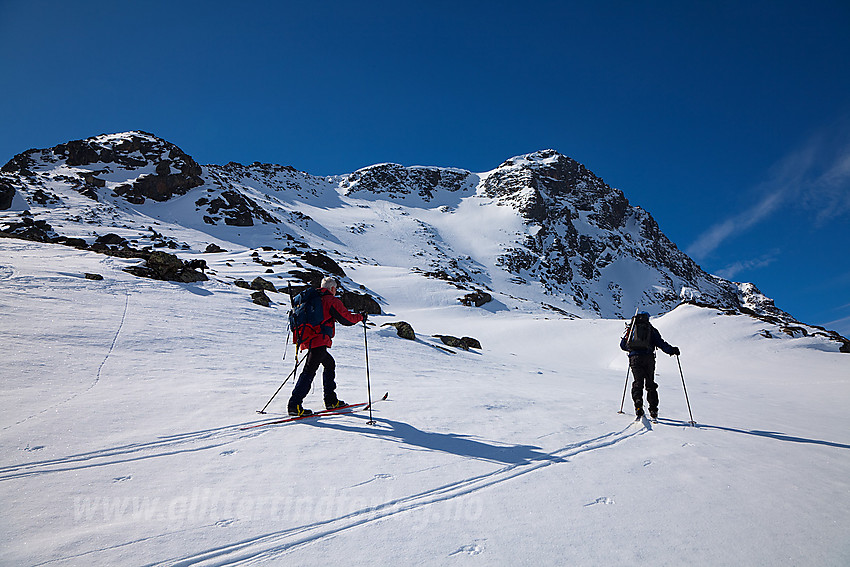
[620,312,680,419]
[288,277,364,416]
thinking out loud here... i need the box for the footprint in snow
[449,542,485,556]
[113,475,132,483]
[220,449,236,456]
[23,445,45,452]
[584,497,614,507]
[215,518,238,527]
[347,473,395,489]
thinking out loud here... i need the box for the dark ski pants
[289,346,338,407]
[629,354,658,413]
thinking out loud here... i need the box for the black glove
[671,346,680,356]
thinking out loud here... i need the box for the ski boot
[288,404,314,417]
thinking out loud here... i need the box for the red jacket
[295,288,363,350]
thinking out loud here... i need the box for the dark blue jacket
[620,325,676,357]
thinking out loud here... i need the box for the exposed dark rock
[124,251,208,283]
[201,189,279,226]
[204,243,225,253]
[288,269,324,288]
[433,335,482,350]
[302,251,345,277]
[251,276,277,293]
[251,290,271,307]
[96,233,128,247]
[31,188,59,205]
[113,163,203,204]
[234,279,252,289]
[339,289,381,315]
[0,179,16,209]
[187,259,207,273]
[85,273,104,281]
[80,172,106,188]
[382,321,416,340]
[53,140,101,166]
[58,237,88,249]
[460,291,492,307]
[340,163,474,202]
[0,216,56,242]
[2,151,37,174]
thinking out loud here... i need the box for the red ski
[241,393,388,430]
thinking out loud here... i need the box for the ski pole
[618,311,639,414]
[257,348,304,414]
[258,285,300,414]
[282,320,291,361]
[676,354,696,426]
[363,316,375,425]
[617,364,631,414]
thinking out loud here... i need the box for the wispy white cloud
[824,314,850,338]
[806,144,850,224]
[686,192,785,260]
[687,117,850,261]
[714,252,779,280]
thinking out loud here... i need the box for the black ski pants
[629,353,658,413]
[289,346,338,407]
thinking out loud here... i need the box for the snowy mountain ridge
[1,130,846,350]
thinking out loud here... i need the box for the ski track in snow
[2,285,131,432]
[0,404,391,480]
[140,422,648,566]
[0,418,265,481]
[0,413,649,565]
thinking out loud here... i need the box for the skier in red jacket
[288,277,364,416]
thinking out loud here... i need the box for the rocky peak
[482,149,628,227]
[340,163,475,203]
[51,131,199,173]
[2,131,204,205]
[481,150,733,316]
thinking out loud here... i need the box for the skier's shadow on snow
[660,419,850,449]
[309,416,566,465]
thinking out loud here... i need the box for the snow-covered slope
[0,238,848,566]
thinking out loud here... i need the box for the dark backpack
[626,312,653,351]
[289,287,325,344]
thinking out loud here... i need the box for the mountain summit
[0,131,846,350]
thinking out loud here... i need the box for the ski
[241,392,388,430]
[241,403,366,429]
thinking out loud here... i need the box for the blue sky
[2,0,849,335]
